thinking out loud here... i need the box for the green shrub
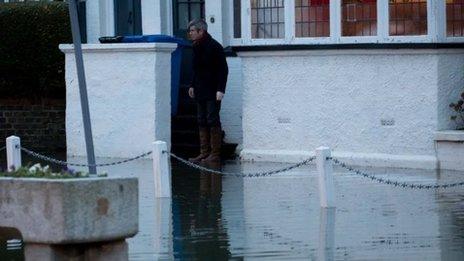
[0,1,72,99]
[449,91,464,130]
[0,163,107,179]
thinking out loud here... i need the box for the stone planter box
[0,177,138,260]
[435,130,464,171]
[0,177,138,244]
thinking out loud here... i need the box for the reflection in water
[318,207,335,261]
[2,155,464,260]
[153,198,173,260]
[169,162,464,260]
[172,161,231,260]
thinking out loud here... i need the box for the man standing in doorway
[187,19,228,163]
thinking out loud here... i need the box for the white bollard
[316,147,335,208]
[6,136,21,172]
[153,141,171,198]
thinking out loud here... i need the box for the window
[446,0,464,37]
[295,0,330,37]
[229,0,460,45]
[342,0,377,36]
[173,0,205,38]
[389,0,427,36]
[176,0,205,31]
[251,0,285,39]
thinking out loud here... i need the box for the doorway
[114,0,142,36]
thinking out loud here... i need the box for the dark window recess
[234,0,241,38]
[115,0,142,36]
[78,1,87,43]
[173,0,205,39]
[171,0,205,88]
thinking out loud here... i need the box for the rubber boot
[202,126,222,163]
[188,127,210,163]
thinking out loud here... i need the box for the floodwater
[1,154,464,260]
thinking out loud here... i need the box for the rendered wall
[238,49,464,169]
[60,43,175,158]
[222,57,243,146]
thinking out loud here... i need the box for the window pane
[234,0,242,38]
[295,0,330,38]
[190,3,202,21]
[178,3,190,30]
[389,0,427,36]
[342,0,377,36]
[251,0,285,39]
[446,0,464,37]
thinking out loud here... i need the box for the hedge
[0,1,72,99]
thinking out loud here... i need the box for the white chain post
[316,147,335,208]
[153,141,172,198]
[6,136,22,172]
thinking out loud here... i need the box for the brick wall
[0,98,65,153]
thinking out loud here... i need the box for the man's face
[189,27,204,41]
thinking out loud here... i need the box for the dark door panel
[172,0,205,87]
[115,0,142,36]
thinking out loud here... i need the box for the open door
[172,0,205,89]
[170,0,205,158]
[115,0,142,36]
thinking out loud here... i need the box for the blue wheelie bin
[121,35,191,116]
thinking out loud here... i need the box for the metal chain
[330,157,464,189]
[167,151,316,177]
[21,147,152,167]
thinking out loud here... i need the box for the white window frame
[441,0,464,42]
[383,0,435,43]
[228,0,455,46]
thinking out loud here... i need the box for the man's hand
[188,87,195,98]
[216,91,224,101]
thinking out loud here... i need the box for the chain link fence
[168,152,316,178]
[4,145,464,189]
[20,147,152,167]
[330,157,464,189]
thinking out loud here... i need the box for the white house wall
[239,49,464,169]
[60,43,175,158]
[86,0,114,43]
[85,0,101,43]
[205,0,223,44]
[221,57,243,147]
[141,0,172,35]
[437,53,464,130]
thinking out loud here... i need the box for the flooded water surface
[107,159,464,260]
[1,155,464,260]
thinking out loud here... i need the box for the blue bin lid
[122,34,191,47]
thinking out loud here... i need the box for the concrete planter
[435,131,464,171]
[0,177,138,244]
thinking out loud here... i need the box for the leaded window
[251,0,285,39]
[389,0,427,36]
[342,0,377,36]
[446,0,464,37]
[295,0,330,37]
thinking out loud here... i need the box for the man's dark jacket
[192,33,228,101]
